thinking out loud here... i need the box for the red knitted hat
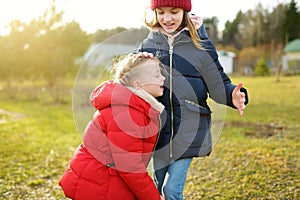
[150,0,192,12]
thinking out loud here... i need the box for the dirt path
[0,109,26,124]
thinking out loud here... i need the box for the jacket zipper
[163,32,184,159]
[169,44,174,159]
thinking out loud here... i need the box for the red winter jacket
[59,81,164,200]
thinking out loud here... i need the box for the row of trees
[221,0,300,50]
[0,1,91,89]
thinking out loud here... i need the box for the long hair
[144,9,204,50]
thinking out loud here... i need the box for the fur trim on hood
[127,86,165,113]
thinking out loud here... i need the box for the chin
[162,27,175,33]
[152,93,161,98]
[164,29,176,34]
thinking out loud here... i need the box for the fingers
[238,92,246,116]
[234,82,243,92]
[136,52,154,58]
[189,14,202,29]
[238,104,245,117]
[236,94,245,116]
[233,82,246,117]
[239,94,246,116]
[190,14,200,21]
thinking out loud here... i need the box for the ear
[133,80,142,88]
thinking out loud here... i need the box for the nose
[163,13,172,22]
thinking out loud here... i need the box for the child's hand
[232,82,246,116]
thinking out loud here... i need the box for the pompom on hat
[150,0,192,12]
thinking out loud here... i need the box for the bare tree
[270,40,284,82]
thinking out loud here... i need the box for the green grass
[0,76,299,199]
[0,98,81,199]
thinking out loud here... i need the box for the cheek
[157,16,164,23]
[156,14,165,21]
[146,85,157,93]
[175,14,184,23]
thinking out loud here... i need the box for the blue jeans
[153,157,193,200]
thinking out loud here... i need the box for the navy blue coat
[139,25,248,161]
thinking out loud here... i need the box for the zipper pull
[169,45,173,55]
[155,50,160,57]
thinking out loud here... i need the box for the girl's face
[135,60,165,97]
[156,7,184,34]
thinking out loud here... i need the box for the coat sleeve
[106,110,161,200]
[197,25,249,107]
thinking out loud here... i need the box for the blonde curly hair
[113,54,161,86]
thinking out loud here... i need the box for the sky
[0,0,299,35]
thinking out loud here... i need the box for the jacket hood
[90,80,164,113]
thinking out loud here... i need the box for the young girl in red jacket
[59,53,166,200]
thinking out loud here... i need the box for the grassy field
[0,76,299,199]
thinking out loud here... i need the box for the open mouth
[164,23,175,28]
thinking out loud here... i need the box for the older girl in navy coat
[139,0,249,199]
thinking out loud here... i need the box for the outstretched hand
[232,82,246,116]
